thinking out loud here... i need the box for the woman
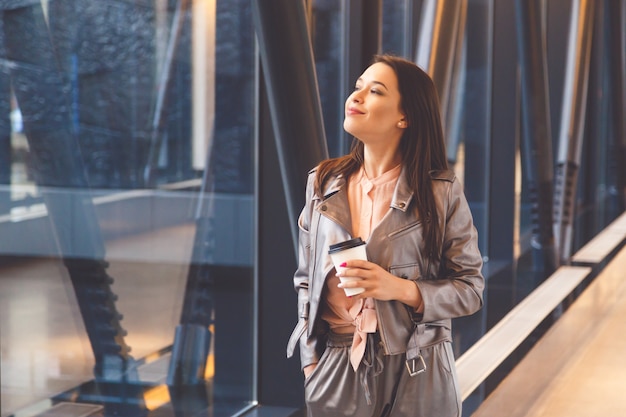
[287,54,484,417]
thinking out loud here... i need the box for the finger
[336,268,367,279]
[337,277,364,288]
[340,259,370,269]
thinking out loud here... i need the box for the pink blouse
[320,164,401,370]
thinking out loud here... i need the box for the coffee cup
[329,237,367,296]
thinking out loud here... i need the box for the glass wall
[1,1,256,416]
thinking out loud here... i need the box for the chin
[343,121,360,138]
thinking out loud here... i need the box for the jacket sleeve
[286,171,322,370]
[416,177,485,323]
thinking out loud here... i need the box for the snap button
[398,202,405,208]
[321,205,327,211]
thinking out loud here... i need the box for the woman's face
[343,62,406,145]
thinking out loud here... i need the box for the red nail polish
[340,262,347,267]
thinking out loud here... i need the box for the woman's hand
[336,259,423,310]
[303,363,317,379]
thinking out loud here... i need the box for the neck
[362,146,402,178]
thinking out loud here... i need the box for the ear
[397,118,408,128]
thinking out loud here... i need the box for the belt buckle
[405,355,427,377]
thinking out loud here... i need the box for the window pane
[0,1,256,415]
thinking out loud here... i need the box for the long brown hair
[314,54,448,261]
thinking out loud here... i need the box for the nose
[351,90,363,103]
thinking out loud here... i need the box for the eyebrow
[356,78,389,90]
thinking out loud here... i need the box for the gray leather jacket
[287,166,484,370]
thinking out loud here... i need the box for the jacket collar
[317,166,414,231]
[390,165,413,212]
[321,173,346,199]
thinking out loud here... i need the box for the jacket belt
[405,321,450,377]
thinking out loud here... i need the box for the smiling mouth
[347,108,364,115]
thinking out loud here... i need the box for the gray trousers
[304,332,462,417]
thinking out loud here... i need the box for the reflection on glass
[311,0,343,157]
[0,1,255,416]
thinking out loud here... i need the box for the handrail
[456,210,626,401]
[571,211,626,264]
[455,265,591,400]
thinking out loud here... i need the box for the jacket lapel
[316,174,353,235]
